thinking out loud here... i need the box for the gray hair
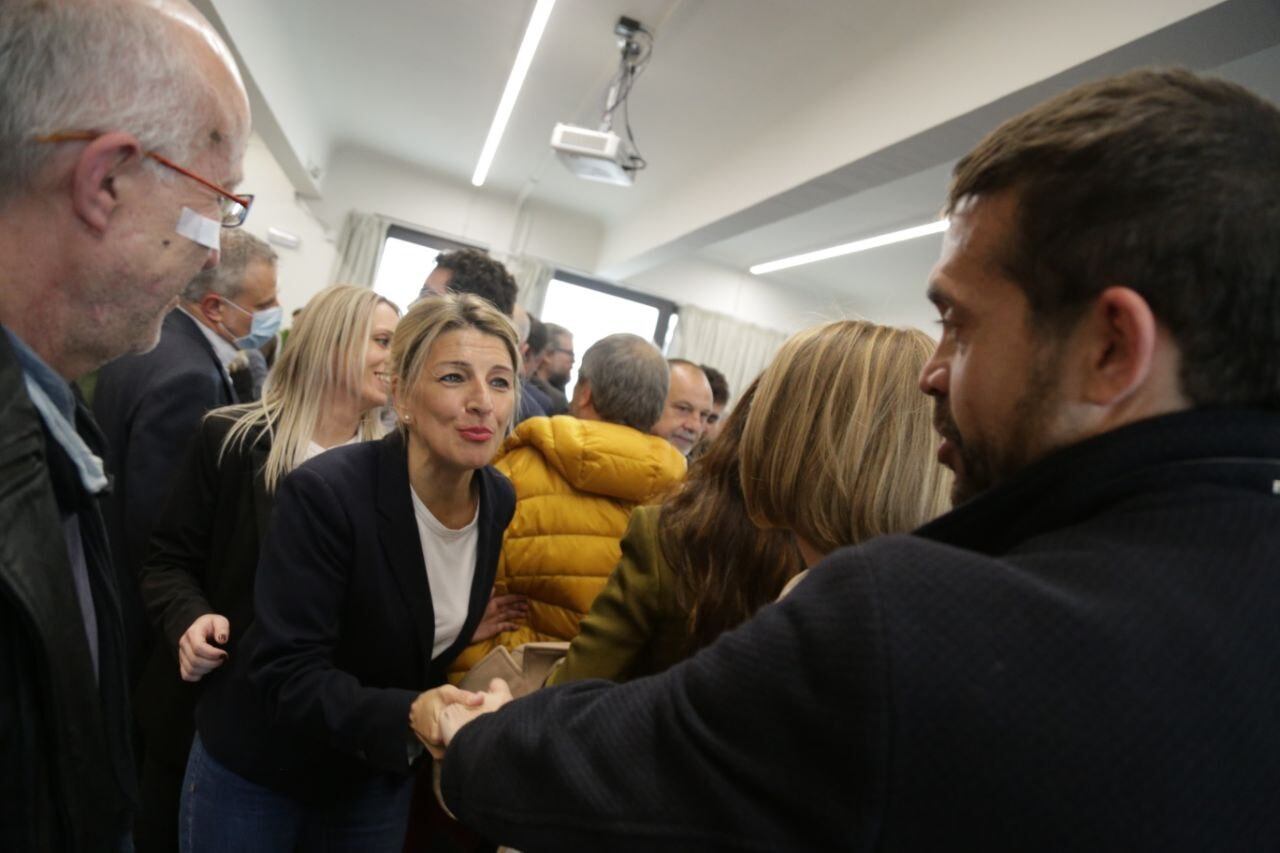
[0,1,219,202]
[578,334,669,431]
[182,230,277,302]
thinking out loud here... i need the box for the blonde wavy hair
[740,319,950,553]
[219,285,399,492]
[390,292,521,436]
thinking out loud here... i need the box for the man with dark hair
[524,315,548,378]
[531,322,573,415]
[700,364,730,443]
[420,247,518,315]
[650,358,714,456]
[429,69,1280,850]
[0,1,251,847]
[516,309,553,415]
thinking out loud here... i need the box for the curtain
[329,210,388,288]
[667,304,789,408]
[497,252,556,317]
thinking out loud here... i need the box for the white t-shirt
[410,489,479,659]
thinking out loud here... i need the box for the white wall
[240,134,336,318]
[623,258,849,334]
[311,145,604,270]
[244,139,608,314]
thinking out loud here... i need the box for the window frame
[549,269,678,349]
[383,224,485,256]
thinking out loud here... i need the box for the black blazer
[93,309,238,679]
[197,430,515,798]
[441,410,1280,852]
[134,411,273,766]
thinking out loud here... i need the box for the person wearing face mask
[180,294,519,851]
[132,285,398,852]
[93,229,280,689]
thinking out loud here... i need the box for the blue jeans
[178,735,414,853]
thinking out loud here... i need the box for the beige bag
[457,641,569,698]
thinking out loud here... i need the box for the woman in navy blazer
[182,294,521,852]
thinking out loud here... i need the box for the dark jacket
[442,409,1280,852]
[529,375,568,416]
[196,431,516,800]
[93,309,238,680]
[134,411,274,768]
[0,333,135,850]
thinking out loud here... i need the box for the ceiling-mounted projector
[552,16,652,187]
[551,123,634,186]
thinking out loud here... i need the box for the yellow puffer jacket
[450,415,686,676]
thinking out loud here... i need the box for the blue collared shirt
[4,326,103,678]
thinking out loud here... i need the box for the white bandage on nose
[176,206,221,251]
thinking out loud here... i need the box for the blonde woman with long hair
[135,285,399,847]
[741,319,951,575]
[180,294,520,851]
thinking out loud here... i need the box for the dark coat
[441,409,1280,852]
[196,431,516,800]
[134,411,273,768]
[93,309,238,680]
[0,333,135,850]
[529,375,568,416]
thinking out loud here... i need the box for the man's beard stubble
[934,346,1062,507]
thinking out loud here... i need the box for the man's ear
[70,133,143,235]
[570,379,592,416]
[197,292,224,325]
[1080,286,1158,407]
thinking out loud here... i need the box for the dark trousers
[135,743,186,852]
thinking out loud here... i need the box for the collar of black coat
[916,408,1280,557]
[373,428,513,673]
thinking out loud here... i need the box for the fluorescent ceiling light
[750,218,950,276]
[471,0,557,187]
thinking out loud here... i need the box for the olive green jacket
[546,504,691,684]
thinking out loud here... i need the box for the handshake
[408,678,514,759]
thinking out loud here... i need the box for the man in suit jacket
[0,2,252,848]
[93,229,278,686]
[431,69,1280,851]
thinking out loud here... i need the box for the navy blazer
[196,430,515,798]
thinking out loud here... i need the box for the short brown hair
[950,67,1280,409]
[434,249,518,316]
[701,365,729,407]
[741,320,950,553]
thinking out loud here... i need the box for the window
[371,225,482,313]
[540,272,677,393]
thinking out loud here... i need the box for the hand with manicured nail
[178,613,230,682]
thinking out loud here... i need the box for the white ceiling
[201,0,1280,328]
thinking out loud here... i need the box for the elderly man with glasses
[0,1,252,849]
